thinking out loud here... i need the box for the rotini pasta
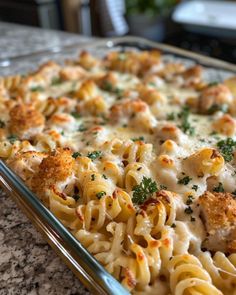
[1,48,236,294]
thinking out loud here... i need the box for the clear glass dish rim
[0,36,235,295]
[0,36,235,72]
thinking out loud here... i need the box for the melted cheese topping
[1,50,236,295]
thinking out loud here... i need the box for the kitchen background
[0,0,235,62]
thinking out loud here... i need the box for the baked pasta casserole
[1,49,236,294]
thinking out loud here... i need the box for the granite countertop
[0,22,90,60]
[0,22,92,295]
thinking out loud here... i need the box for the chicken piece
[31,148,75,203]
[212,114,236,136]
[198,191,236,253]
[110,98,148,122]
[155,123,183,144]
[7,151,46,185]
[136,84,166,106]
[96,72,118,91]
[181,65,203,87]
[78,50,99,70]
[9,103,45,140]
[199,84,233,114]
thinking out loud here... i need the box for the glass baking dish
[0,36,235,295]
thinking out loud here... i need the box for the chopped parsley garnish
[208,81,219,87]
[213,182,224,193]
[103,81,113,92]
[186,195,194,205]
[0,120,5,128]
[217,138,236,162]
[178,176,192,185]
[185,206,193,214]
[30,86,44,92]
[71,112,81,119]
[178,106,195,136]
[51,77,62,86]
[192,185,198,191]
[148,82,156,87]
[91,174,95,181]
[7,134,18,144]
[132,177,158,205]
[96,191,106,199]
[160,184,167,190]
[102,174,108,179]
[87,150,102,160]
[72,194,80,201]
[78,124,87,132]
[207,103,228,114]
[190,216,196,222]
[166,112,176,121]
[114,87,123,97]
[72,152,81,159]
[131,136,144,142]
[102,81,123,98]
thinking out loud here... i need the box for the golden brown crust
[182,65,202,80]
[199,84,233,114]
[212,114,236,136]
[9,103,45,139]
[199,191,236,253]
[31,148,75,200]
[199,191,236,231]
[110,98,148,122]
[96,72,118,90]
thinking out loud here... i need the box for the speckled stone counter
[0,22,89,59]
[0,22,92,295]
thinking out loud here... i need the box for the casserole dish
[0,36,236,295]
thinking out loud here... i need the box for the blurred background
[0,0,235,62]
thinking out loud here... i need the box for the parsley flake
[207,103,228,114]
[208,81,219,87]
[185,206,193,214]
[213,182,224,193]
[72,194,80,201]
[51,77,62,86]
[96,191,106,199]
[91,174,95,181]
[7,134,18,144]
[192,185,198,191]
[190,216,196,222]
[87,151,102,160]
[132,177,158,205]
[178,176,192,185]
[78,124,87,132]
[160,184,167,190]
[178,106,195,136]
[131,136,144,142]
[0,120,5,128]
[30,86,44,92]
[102,174,108,179]
[166,112,176,121]
[186,195,194,205]
[217,138,236,162]
[71,112,81,119]
[103,81,113,92]
[72,152,81,159]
